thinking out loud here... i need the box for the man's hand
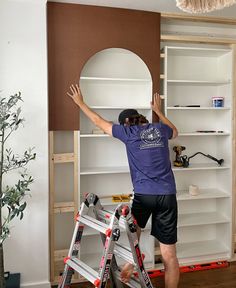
[67,84,83,107]
[150,92,162,115]
[151,92,178,139]
[67,83,113,135]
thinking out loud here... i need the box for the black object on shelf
[182,152,224,168]
[174,105,201,107]
[197,130,216,133]
[186,105,201,107]
[196,130,224,133]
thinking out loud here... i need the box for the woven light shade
[176,0,236,13]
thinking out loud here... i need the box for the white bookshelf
[80,76,151,82]
[51,45,234,277]
[178,212,230,227]
[164,45,233,266]
[80,166,130,175]
[79,48,154,268]
[177,240,229,264]
[80,134,110,138]
[177,188,229,201]
[167,80,230,85]
[178,132,230,136]
[167,107,230,110]
[89,106,151,110]
[172,163,230,171]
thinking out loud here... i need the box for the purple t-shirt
[112,122,176,195]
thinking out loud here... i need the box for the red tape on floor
[139,261,229,278]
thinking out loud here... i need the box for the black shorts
[131,194,178,245]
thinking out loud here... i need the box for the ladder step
[98,209,126,230]
[97,209,112,220]
[79,215,110,235]
[66,258,99,285]
[114,243,135,265]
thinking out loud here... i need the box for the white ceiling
[49,0,236,19]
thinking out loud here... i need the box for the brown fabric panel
[47,2,160,130]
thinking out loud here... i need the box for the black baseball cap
[118,109,139,125]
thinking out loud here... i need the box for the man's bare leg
[120,225,141,283]
[160,242,179,288]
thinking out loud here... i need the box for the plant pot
[4,272,21,288]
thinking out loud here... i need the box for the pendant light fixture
[176,0,236,13]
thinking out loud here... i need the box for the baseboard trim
[21,281,51,288]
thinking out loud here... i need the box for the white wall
[0,0,50,287]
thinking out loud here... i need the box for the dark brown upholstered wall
[47,2,160,130]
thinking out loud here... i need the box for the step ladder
[58,193,154,288]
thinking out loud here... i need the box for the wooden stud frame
[161,12,236,25]
[49,131,79,283]
[161,13,236,45]
[161,34,236,45]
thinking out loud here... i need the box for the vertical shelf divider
[49,131,55,282]
[232,44,236,258]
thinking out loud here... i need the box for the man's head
[118,109,148,126]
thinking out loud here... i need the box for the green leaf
[19,202,26,212]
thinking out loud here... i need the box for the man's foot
[120,263,134,283]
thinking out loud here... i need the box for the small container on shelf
[189,184,200,196]
[212,97,224,108]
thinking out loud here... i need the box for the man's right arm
[67,84,113,136]
[151,93,178,139]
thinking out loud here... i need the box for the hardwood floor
[64,261,236,288]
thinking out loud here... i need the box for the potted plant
[0,93,36,288]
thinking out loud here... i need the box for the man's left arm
[67,84,113,136]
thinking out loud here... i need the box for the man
[67,84,179,288]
